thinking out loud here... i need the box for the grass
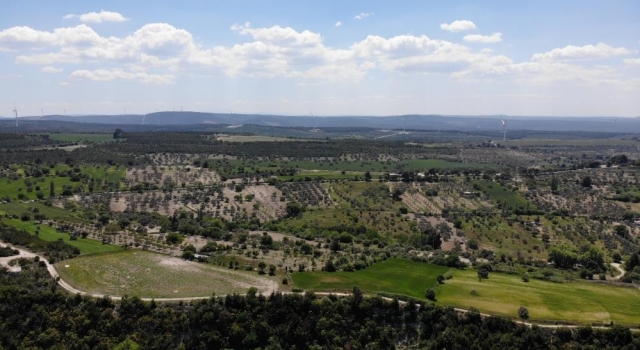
[293,259,640,325]
[293,258,448,297]
[0,177,77,200]
[48,133,117,143]
[3,219,122,255]
[0,165,126,200]
[0,202,75,220]
[56,250,276,298]
[475,180,536,211]
[279,182,417,238]
[437,268,640,326]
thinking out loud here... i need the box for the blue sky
[0,1,639,117]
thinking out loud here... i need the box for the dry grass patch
[56,250,278,298]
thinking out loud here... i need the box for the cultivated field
[56,250,278,298]
[293,259,640,325]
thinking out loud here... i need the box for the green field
[0,176,77,200]
[2,219,121,255]
[0,202,75,220]
[48,133,117,143]
[293,259,640,325]
[475,180,536,211]
[56,250,277,298]
[0,165,125,200]
[293,258,448,296]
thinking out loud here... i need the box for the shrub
[425,288,436,301]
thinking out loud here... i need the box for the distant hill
[8,112,640,133]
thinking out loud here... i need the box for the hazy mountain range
[2,112,639,133]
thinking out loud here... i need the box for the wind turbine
[13,104,18,128]
[501,119,507,142]
[310,112,319,132]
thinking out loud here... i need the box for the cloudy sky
[0,0,639,117]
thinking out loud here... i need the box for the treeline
[106,132,456,159]
[0,224,79,263]
[0,147,142,167]
[0,263,637,349]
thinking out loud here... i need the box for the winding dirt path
[610,262,626,281]
[2,241,637,331]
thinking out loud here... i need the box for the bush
[425,288,436,301]
[518,306,529,320]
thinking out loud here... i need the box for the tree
[268,264,276,276]
[49,181,55,197]
[436,275,445,284]
[324,259,336,272]
[550,176,559,194]
[614,225,630,238]
[625,252,640,271]
[364,171,372,182]
[391,188,403,201]
[477,268,489,281]
[518,306,529,320]
[581,176,592,188]
[165,232,184,245]
[113,128,125,139]
[548,245,578,269]
[612,252,622,263]
[258,262,267,274]
[285,202,305,218]
[425,288,436,301]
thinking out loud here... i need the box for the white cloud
[69,69,173,84]
[334,21,342,27]
[59,81,69,87]
[79,10,128,23]
[440,20,476,32]
[63,14,76,20]
[41,66,63,73]
[0,20,636,89]
[354,12,374,20]
[623,58,640,66]
[531,43,629,61]
[463,33,502,44]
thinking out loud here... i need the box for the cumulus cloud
[41,66,62,73]
[63,10,129,23]
[69,69,173,84]
[334,21,342,27]
[623,58,640,66]
[81,10,128,23]
[0,20,635,88]
[440,20,476,32]
[354,12,374,20]
[531,43,629,61]
[463,33,502,43]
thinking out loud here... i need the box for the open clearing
[293,259,640,325]
[56,250,278,298]
[4,219,122,255]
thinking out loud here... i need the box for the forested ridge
[0,260,637,350]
